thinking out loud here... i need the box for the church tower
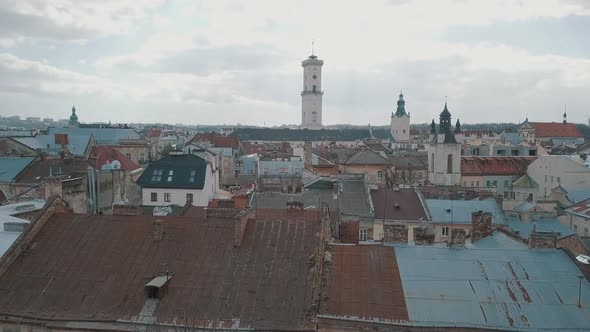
[427,102,461,186]
[390,92,410,142]
[301,52,324,129]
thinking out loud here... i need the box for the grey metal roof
[506,219,574,240]
[15,134,92,156]
[425,198,505,224]
[0,157,35,182]
[394,234,590,330]
[338,177,373,216]
[254,188,338,211]
[48,127,140,145]
[343,149,391,165]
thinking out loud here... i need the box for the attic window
[189,170,196,183]
[145,275,172,300]
[151,169,163,182]
[167,170,174,182]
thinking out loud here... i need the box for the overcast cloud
[0,0,589,126]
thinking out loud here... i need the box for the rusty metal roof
[319,245,409,322]
[0,212,321,330]
[394,234,590,330]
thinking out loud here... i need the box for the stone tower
[301,53,324,129]
[427,102,461,186]
[390,92,410,142]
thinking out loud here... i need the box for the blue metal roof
[14,134,92,156]
[425,198,505,224]
[394,234,590,330]
[48,127,139,145]
[507,219,574,240]
[0,157,35,182]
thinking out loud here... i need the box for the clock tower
[301,52,324,129]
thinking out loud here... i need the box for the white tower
[390,92,410,142]
[301,52,324,129]
[427,103,461,186]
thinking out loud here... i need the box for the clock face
[312,74,317,80]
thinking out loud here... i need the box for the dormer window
[167,170,174,182]
[151,169,163,182]
[189,170,196,183]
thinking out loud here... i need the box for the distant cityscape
[1,52,590,331]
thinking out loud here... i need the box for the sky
[0,0,589,126]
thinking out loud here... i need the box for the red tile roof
[0,212,321,330]
[192,133,239,149]
[320,245,408,321]
[146,129,162,138]
[461,157,536,176]
[532,122,583,138]
[88,146,142,171]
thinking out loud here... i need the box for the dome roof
[439,102,451,119]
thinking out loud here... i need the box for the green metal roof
[230,127,393,142]
[513,174,538,188]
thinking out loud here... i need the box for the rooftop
[343,149,391,166]
[371,188,428,221]
[425,198,505,224]
[394,234,590,330]
[230,127,393,142]
[87,146,142,172]
[0,157,35,182]
[15,158,89,184]
[14,134,93,156]
[506,219,575,240]
[461,156,535,176]
[531,122,584,138]
[136,154,207,189]
[0,212,322,330]
[48,127,140,145]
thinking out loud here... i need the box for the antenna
[311,40,315,56]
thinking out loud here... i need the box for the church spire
[454,118,462,134]
[394,91,407,117]
[430,119,436,134]
[563,105,567,124]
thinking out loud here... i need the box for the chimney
[471,211,493,242]
[153,219,163,241]
[304,141,312,169]
[450,228,466,247]
[383,224,408,243]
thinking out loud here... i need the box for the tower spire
[311,40,315,56]
[563,104,567,124]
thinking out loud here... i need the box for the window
[551,176,554,183]
[441,227,450,237]
[574,224,578,232]
[585,228,589,237]
[264,168,269,174]
[312,85,317,92]
[476,181,479,187]
[447,154,453,174]
[167,170,174,182]
[189,170,196,183]
[186,193,193,203]
[430,153,435,172]
[151,169,163,182]
[403,129,406,133]
[486,181,491,188]
[557,176,560,183]
[164,193,171,202]
[140,153,145,163]
[545,175,548,182]
[151,192,157,202]
[470,181,474,187]
[493,180,497,187]
[126,153,132,159]
[377,171,384,179]
[359,229,367,241]
[295,168,301,174]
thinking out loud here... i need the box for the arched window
[312,85,317,92]
[447,154,453,174]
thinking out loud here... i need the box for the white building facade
[301,54,324,129]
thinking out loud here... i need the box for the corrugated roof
[48,127,140,145]
[425,198,505,224]
[14,134,92,156]
[461,157,535,176]
[394,236,590,330]
[0,157,36,182]
[136,154,207,189]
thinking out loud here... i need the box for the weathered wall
[383,224,408,243]
[339,220,359,244]
[471,211,493,242]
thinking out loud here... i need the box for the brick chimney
[471,211,493,242]
[383,224,408,243]
[450,228,466,247]
[153,219,163,241]
[304,141,312,170]
[529,222,557,248]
